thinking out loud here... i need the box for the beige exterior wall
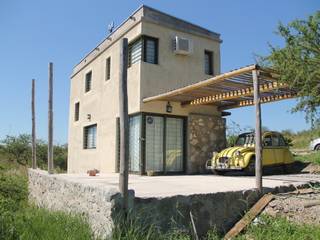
[68,23,142,173]
[68,7,222,174]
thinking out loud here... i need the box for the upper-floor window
[83,124,97,149]
[106,57,111,81]
[85,71,92,92]
[128,36,158,67]
[204,50,213,75]
[74,102,80,121]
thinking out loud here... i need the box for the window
[106,57,111,80]
[83,124,97,149]
[204,50,213,75]
[85,71,92,92]
[74,102,80,121]
[128,36,158,67]
[272,134,280,146]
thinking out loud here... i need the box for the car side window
[263,135,272,146]
[279,135,287,146]
[272,134,280,147]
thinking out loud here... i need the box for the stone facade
[188,114,226,173]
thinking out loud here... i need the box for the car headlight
[235,150,241,156]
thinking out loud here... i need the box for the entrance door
[165,117,183,172]
[129,115,141,172]
[145,115,184,173]
[145,116,164,172]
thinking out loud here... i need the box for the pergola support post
[252,69,263,194]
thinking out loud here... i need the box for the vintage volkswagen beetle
[206,131,294,174]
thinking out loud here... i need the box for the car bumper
[205,162,242,171]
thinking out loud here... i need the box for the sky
[0,0,319,144]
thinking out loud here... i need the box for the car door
[278,134,292,164]
[262,133,275,166]
[272,133,286,165]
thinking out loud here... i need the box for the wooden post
[119,38,129,210]
[253,69,262,194]
[31,79,37,169]
[48,62,54,174]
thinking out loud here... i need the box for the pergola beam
[219,92,296,110]
[188,82,287,106]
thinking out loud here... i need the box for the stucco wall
[187,114,226,174]
[68,6,222,174]
[68,23,142,174]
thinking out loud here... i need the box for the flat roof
[71,5,221,78]
[143,64,297,110]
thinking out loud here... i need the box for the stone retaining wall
[28,169,126,238]
[188,114,226,173]
[28,169,302,238]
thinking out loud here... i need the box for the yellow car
[206,131,294,174]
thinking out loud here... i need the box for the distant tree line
[0,134,67,172]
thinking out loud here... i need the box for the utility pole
[31,79,36,169]
[253,68,262,194]
[48,62,54,174]
[118,38,129,211]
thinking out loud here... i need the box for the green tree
[1,134,31,165]
[262,11,320,122]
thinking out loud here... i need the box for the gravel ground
[263,188,320,225]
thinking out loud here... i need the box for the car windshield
[235,133,255,146]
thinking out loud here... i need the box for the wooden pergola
[143,64,297,193]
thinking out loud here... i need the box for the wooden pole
[253,69,262,194]
[48,62,54,174]
[31,79,37,169]
[119,38,129,210]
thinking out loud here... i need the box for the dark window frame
[85,71,92,92]
[204,50,214,75]
[128,35,159,67]
[106,57,111,81]
[83,124,97,149]
[116,112,186,175]
[74,102,80,122]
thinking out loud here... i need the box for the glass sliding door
[129,115,141,172]
[145,116,164,172]
[165,118,183,172]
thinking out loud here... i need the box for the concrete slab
[54,173,320,198]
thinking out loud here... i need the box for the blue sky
[0,0,319,144]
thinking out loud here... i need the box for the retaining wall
[28,169,299,238]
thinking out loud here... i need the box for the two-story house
[68,5,226,175]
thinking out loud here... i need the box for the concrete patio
[55,172,320,198]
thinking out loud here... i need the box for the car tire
[213,170,226,175]
[315,144,320,151]
[244,157,255,176]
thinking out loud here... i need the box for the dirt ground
[263,187,320,225]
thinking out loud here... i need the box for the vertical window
[74,102,80,121]
[128,36,158,67]
[128,38,143,66]
[106,57,111,80]
[144,37,158,64]
[83,124,97,149]
[85,71,92,92]
[204,50,213,75]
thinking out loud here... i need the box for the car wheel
[315,144,320,151]
[213,170,226,175]
[244,157,255,175]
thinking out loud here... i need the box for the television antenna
[108,21,115,33]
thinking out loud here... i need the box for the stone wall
[188,114,226,174]
[28,169,303,238]
[28,169,131,238]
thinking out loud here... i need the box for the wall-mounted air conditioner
[173,36,193,55]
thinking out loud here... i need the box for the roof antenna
[108,21,115,33]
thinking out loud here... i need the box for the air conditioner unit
[173,36,193,55]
